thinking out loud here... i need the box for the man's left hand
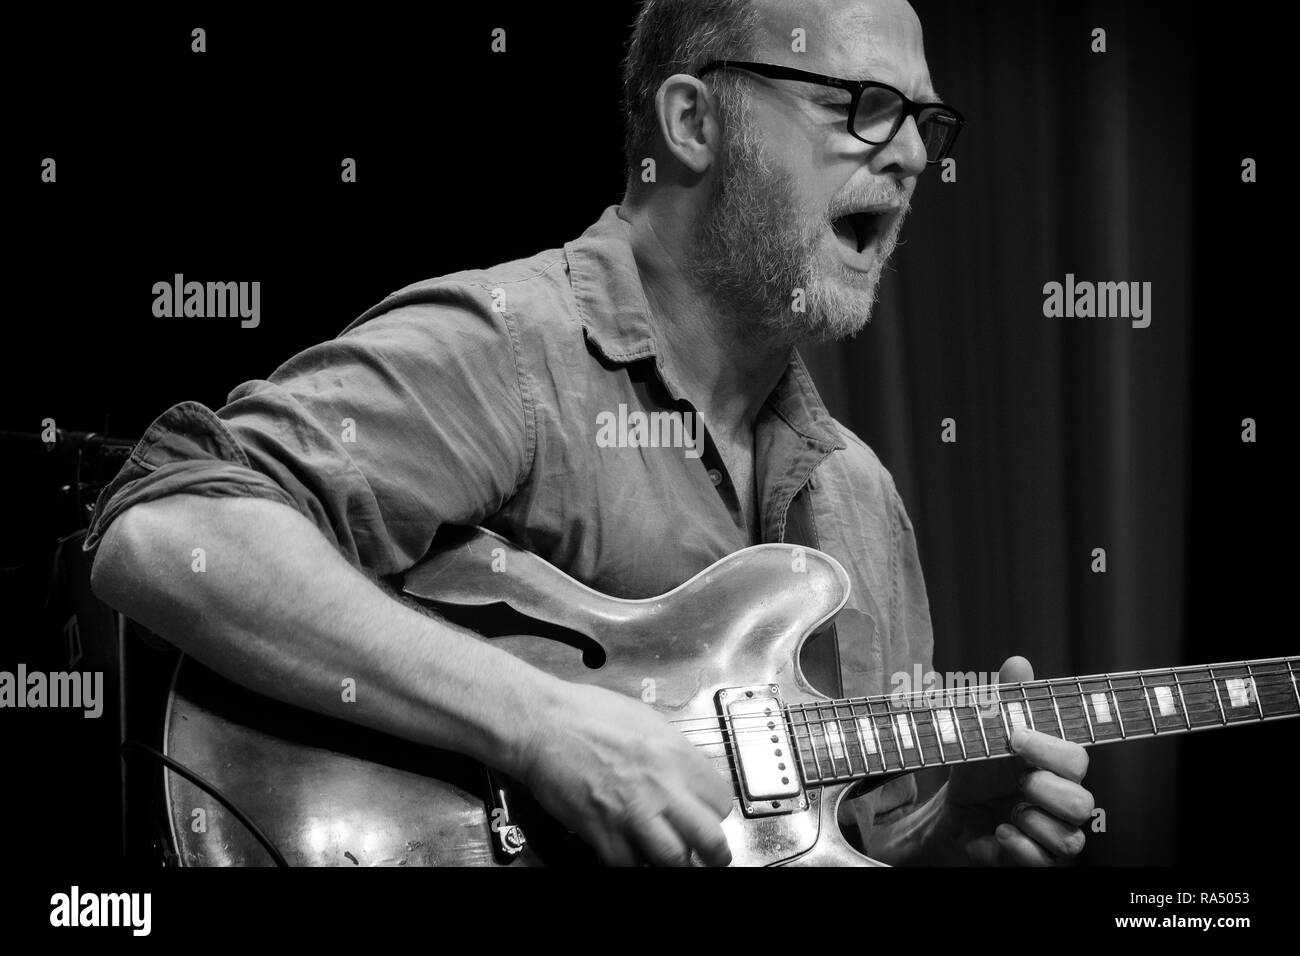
[944,656,1095,865]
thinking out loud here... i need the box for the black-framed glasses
[697,60,964,164]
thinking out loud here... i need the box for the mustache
[826,188,911,220]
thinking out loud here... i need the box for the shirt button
[707,468,723,486]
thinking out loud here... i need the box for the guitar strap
[781,484,845,699]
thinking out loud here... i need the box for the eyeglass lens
[855,87,958,161]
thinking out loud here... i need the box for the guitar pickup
[720,686,805,817]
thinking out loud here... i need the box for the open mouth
[831,208,894,255]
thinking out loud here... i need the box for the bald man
[87,0,1093,866]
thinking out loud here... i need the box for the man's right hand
[516,681,734,866]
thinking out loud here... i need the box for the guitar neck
[783,656,1300,785]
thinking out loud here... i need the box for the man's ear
[654,73,722,176]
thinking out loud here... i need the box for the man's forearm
[90,494,558,777]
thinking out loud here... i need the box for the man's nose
[870,115,929,179]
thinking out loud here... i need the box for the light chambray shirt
[85,204,936,855]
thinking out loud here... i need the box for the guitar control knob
[502,826,526,852]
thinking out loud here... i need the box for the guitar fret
[948,690,969,760]
[881,706,906,769]
[997,697,1011,748]
[1004,699,1024,739]
[847,707,868,775]
[1245,665,1265,720]
[1117,675,1154,735]
[870,709,888,770]
[836,705,860,775]
[973,701,992,756]
[1138,673,1158,735]
[859,710,874,771]
[1172,671,1192,730]
[855,708,874,771]
[1290,660,1300,709]
[1015,688,1030,735]
[804,710,826,781]
[850,709,873,765]
[1017,683,1036,731]
[1093,685,1117,735]
[891,710,914,759]
[790,709,813,784]
[866,706,888,771]
[818,713,833,777]
[1104,676,1126,739]
[832,712,842,780]
[848,706,873,774]
[841,713,857,769]
[1154,675,1181,728]
[903,705,921,765]
[1075,679,1096,742]
[1047,682,1066,739]
[823,711,843,777]
[1208,667,1228,725]
[930,705,946,762]
[833,712,846,774]
[847,707,867,775]
[816,714,833,777]
[816,716,832,776]
[867,709,886,771]
[822,714,844,776]
[827,711,846,775]
[909,708,926,766]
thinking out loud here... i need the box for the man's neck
[618,201,791,441]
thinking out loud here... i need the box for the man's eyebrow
[816,80,947,104]
[836,70,947,103]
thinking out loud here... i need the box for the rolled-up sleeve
[84,280,534,577]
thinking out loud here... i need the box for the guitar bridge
[718,685,807,818]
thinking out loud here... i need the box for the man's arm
[92,493,733,866]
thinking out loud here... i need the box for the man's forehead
[752,0,932,92]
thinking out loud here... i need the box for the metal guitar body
[162,526,884,866]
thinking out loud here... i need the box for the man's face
[689,0,937,346]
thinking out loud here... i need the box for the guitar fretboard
[779,657,1299,785]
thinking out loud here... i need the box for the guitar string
[570,667,1298,785]
[681,681,1299,756]
[696,690,1300,787]
[692,703,1300,771]
[661,670,1299,735]
[695,697,1300,781]
[689,705,1300,770]
[692,725,1299,785]
[662,665,1300,730]
[673,678,1299,765]
[660,676,1300,764]
[677,674,1300,743]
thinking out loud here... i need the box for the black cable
[121,739,290,867]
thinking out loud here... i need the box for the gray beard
[687,101,909,349]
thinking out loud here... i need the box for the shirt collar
[564,205,846,452]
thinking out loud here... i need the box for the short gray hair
[621,0,759,189]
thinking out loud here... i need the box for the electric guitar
[156,526,1299,866]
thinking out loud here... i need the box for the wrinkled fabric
[85,205,936,857]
